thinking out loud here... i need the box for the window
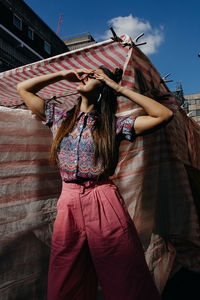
[189,111,196,117]
[196,99,200,105]
[44,41,51,54]
[13,14,22,30]
[196,109,200,116]
[28,27,34,40]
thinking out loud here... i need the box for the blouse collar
[77,109,98,120]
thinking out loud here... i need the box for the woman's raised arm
[115,86,173,135]
[17,71,64,120]
[94,71,173,135]
[17,69,93,120]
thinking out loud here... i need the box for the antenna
[57,14,63,36]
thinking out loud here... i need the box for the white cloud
[97,14,164,55]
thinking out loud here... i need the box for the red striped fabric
[1,35,200,298]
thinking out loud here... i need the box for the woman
[17,66,173,300]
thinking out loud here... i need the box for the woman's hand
[62,69,94,82]
[94,71,121,93]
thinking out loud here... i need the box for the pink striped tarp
[1,34,200,299]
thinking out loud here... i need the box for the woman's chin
[77,86,90,95]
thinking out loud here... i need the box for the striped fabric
[1,34,200,298]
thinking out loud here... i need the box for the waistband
[62,179,114,191]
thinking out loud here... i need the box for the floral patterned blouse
[43,102,137,182]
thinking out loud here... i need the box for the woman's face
[77,69,104,94]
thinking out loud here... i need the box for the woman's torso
[43,103,137,182]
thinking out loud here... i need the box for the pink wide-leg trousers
[47,180,161,300]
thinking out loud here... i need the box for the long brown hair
[49,66,123,178]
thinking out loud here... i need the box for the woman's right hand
[62,69,94,82]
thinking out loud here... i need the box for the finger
[76,70,92,80]
[94,74,103,80]
[81,74,88,80]
[84,68,94,72]
[74,71,82,80]
[80,69,93,74]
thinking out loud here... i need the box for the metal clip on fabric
[109,27,147,49]
[110,27,122,42]
[160,73,173,84]
[45,92,79,104]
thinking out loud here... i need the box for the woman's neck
[80,95,95,112]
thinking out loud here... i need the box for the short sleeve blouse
[43,102,137,181]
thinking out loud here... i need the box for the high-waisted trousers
[47,180,161,300]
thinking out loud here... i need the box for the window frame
[44,40,51,54]
[13,14,22,30]
[28,27,34,40]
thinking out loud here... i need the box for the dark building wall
[0,0,68,71]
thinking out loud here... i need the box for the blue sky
[24,0,200,95]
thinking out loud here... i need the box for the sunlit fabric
[1,35,200,298]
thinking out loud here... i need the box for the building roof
[184,92,200,100]
[63,34,96,51]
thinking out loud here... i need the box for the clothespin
[109,28,147,48]
[46,96,62,104]
[160,73,173,84]
[110,27,122,42]
[45,92,79,104]
[133,33,147,47]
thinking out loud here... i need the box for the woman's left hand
[94,72,121,92]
